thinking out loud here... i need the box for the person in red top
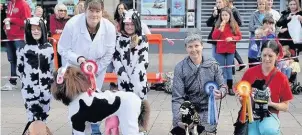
[236,40,293,135]
[1,0,31,91]
[49,3,69,36]
[212,7,242,95]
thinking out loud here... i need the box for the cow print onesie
[17,42,54,121]
[113,33,149,99]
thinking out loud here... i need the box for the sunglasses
[58,9,67,12]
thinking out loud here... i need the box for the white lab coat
[58,14,116,89]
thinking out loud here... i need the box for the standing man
[1,0,31,91]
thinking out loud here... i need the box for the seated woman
[235,40,293,135]
[171,34,227,135]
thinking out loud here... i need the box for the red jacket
[212,24,242,53]
[5,0,31,40]
[49,14,69,35]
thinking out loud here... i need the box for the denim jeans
[5,40,25,85]
[91,123,102,135]
[106,61,114,73]
[248,113,280,135]
[281,68,292,79]
[214,53,234,82]
[211,45,218,60]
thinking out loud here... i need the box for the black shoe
[236,66,246,71]
[227,80,235,96]
[228,89,235,96]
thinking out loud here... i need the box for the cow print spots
[114,34,149,99]
[25,50,39,69]
[71,97,121,132]
[17,42,54,122]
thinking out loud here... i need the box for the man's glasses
[58,9,67,12]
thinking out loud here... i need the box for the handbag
[233,69,277,135]
[287,15,302,44]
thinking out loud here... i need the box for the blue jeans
[91,123,102,134]
[248,114,280,135]
[106,61,114,73]
[281,68,292,79]
[212,45,218,60]
[215,53,234,82]
[6,40,25,84]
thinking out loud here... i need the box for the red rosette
[81,60,98,75]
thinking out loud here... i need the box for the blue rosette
[204,81,219,125]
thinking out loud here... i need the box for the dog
[179,101,201,135]
[51,66,150,135]
[23,121,52,135]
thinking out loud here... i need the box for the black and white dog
[171,101,205,135]
[51,66,150,135]
[180,101,202,135]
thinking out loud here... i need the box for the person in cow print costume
[16,17,54,134]
[113,9,149,99]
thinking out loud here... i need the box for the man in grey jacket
[171,34,227,135]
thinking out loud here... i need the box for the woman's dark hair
[114,3,128,22]
[120,10,142,36]
[261,40,280,55]
[262,15,274,24]
[84,0,104,11]
[25,18,48,45]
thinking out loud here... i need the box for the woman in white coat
[58,0,115,89]
[57,0,116,134]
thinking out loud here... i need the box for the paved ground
[1,51,302,135]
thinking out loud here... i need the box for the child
[212,7,242,95]
[278,46,292,79]
[16,17,54,134]
[248,28,265,68]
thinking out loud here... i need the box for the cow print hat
[25,17,48,45]
[121,9,142,36]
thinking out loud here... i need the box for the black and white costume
[68,90,145,135]
[113,10,149,99]
[17,17,54,122]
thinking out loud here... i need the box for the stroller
[289,49,302,95]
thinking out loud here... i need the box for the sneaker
[1,83,17,91]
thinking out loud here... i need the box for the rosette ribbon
[81,60,98,96]
[236,81,254,123]
[205,81,219,125]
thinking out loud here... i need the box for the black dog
[170,101,205,135]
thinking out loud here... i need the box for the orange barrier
[104,34,164,83]
[48,34,164,83]
[50,34,61,70]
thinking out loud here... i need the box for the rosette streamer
[205,81,219,125]
[81,60,98,95]
[236,81,254,123]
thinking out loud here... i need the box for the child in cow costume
[16,17,54,134]
[113,9,149,100]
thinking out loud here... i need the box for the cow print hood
[25,17,48,45]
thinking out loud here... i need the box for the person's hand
[279,28,288,33]
[214,90,223,99]
[297,15,302,22]
[213,7,218,17]
[287,14,293,20]
[78,57,86,65]
[56,29,63,34]
[3,18,10,23]
[226,37,233,42]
